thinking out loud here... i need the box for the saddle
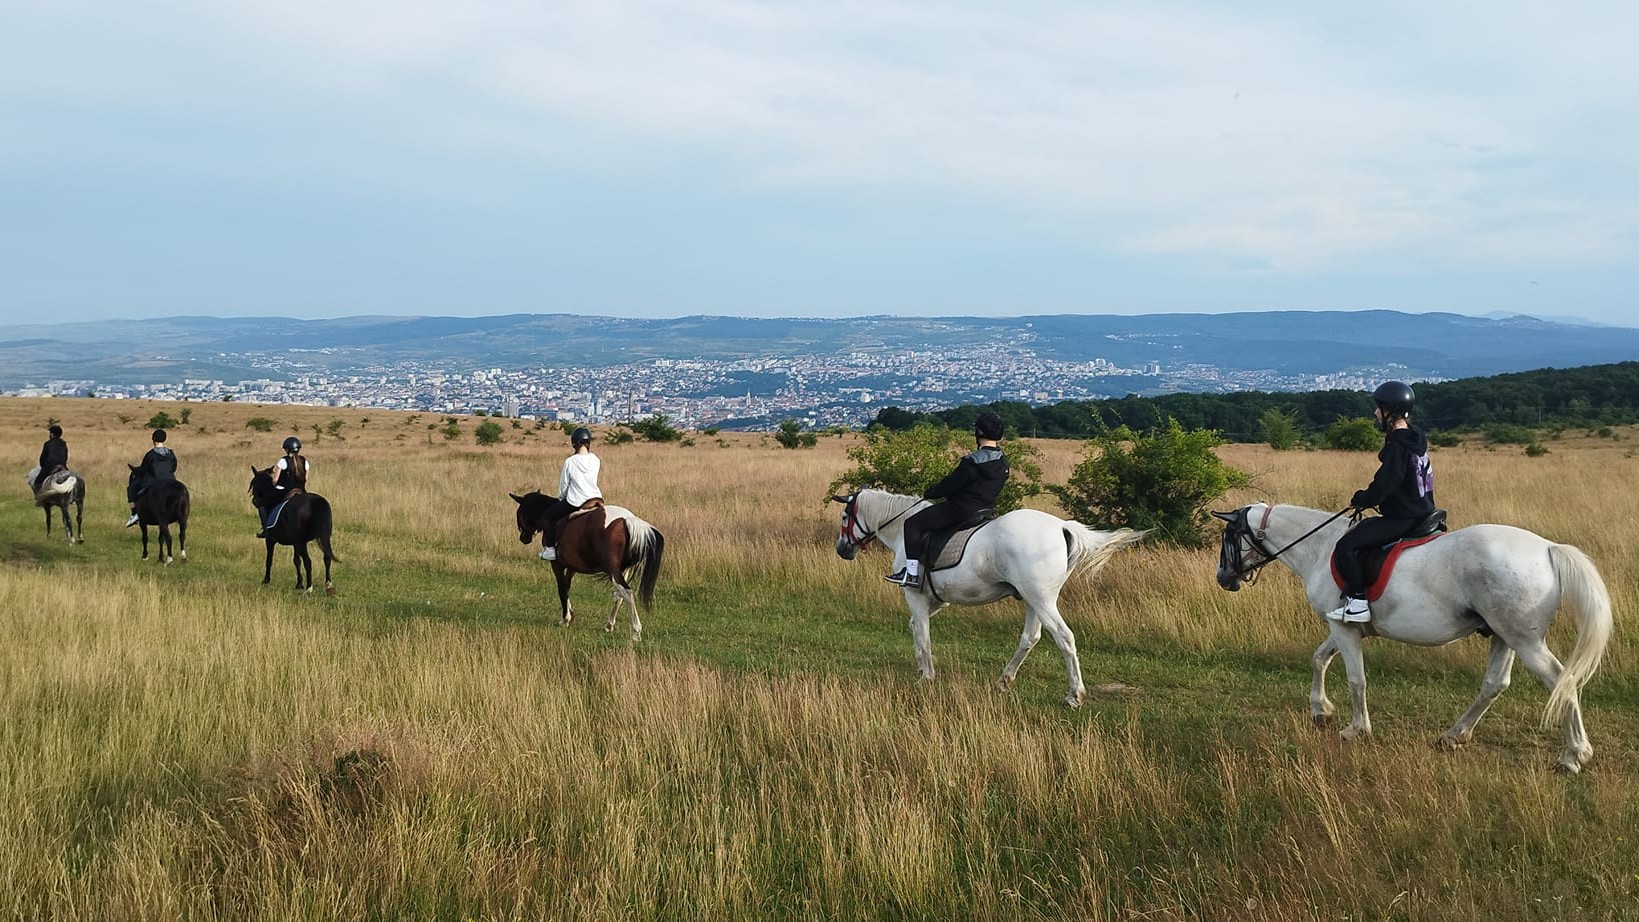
[28,466,75,505]
[566,497,605,519]
[1330,509,1449,601]
[922,508,995,573]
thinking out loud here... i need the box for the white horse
[1214,502,1614,773]
[833,489,1147,707]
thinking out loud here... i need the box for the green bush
[146,411,178,430]
[1323,417,1380,452]
[475,420,504,445]
[1048,419,1249,548]
[776,420,819,449]
[1428,430,1461,448]
[178,407,192,425]
[629,414,683,443]
[828,423,1041,514]
[1524,441,1549,457]
[245,417,276,433]
[1485,423,1536,445]
[1259,408,1299,450]
[441,420,461,441]
[604,427,635,445]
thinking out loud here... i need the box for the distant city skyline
[4,3,1637,327]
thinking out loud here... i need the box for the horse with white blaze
[834,488,1147,707]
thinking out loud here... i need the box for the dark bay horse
[127,465,189,565]
[26,466,85,545]
[250,466,338,595]
[511,491,665,641]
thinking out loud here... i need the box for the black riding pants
[542,498,578,545]
[902,503,975,563]
[1332,516,1417,597]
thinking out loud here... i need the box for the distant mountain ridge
[3,310,1638,389]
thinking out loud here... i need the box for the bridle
[1219,503,1353,585]
[837,491,926,552]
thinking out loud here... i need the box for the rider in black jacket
[1328,381,1435,623]
[126,429,178,526]
[886,411,1010,590]
[34,424,68,493]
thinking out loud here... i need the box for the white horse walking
[1214,502,1614,773]
[833,489,1147,707]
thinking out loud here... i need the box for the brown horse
[511,491,664,641]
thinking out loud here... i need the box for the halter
[838,491,926,551]
[1220,504,1352,584]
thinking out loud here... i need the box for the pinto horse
[1215,502,1614,773]
[25,466,84,544]
[511,491,665,641]
[249,466,338,595]
[126,465,189,565]
[833,489,1148,707]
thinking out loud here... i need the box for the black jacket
[39,437,67,472]
[924,446,1009,515]
[140,446,177,482]
[1352,426,1435,519]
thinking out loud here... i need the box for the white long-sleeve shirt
[558,453,602,506]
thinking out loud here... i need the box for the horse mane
[856,488,923,522]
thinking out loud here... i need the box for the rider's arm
[924,458,975,500]
[1351,444,1408,510]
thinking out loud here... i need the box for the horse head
[511,491,542,544]
[832,492,866,560]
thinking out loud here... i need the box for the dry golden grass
[3,397,1638,919]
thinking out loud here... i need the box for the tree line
[869,361,1639,442]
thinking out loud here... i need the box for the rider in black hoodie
[1328,381,1435,623]
[885,411,1010,590]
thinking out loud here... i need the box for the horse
[832,489,1148,707]
[249,466,339,595]
[126,465,189,565]
[1213,502,1614,773]
[511,491,665,642]
[24,466,85,544]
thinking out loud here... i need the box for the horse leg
[263,540,275,585]
[905,593,940,682]
[998,609,1043,692]
[74,499,83,544]
[59,503,73,544]
[159,523,172,566]
[295,544,312,592]
[554,566,574,626]
[176,513,187,563]
[605,580,640,641]
[1510,640,1593,773]
[1331,628,1373,742]
[1031,600,1086,708]
[1436,637,1515,751]
[140,524,150,560]
[1309,635,1338,727]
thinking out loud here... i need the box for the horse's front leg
[1331,628,1372,742]
[554,566,574,626]
[263,540,275,585]
[140,524,150,560]
[905,593,939,682]
[998,610,1043,692]
[1309,635,1338,727]
[1437,636,1514,751]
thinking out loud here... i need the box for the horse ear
[830,494,851,504]
[1210,510,1236,522]
[128,463,138,471]
[509,493,525,504]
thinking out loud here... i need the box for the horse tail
[1061,521,1149,578]
[311,496,341,563]
[1542,543,1613,728]
[622,517,664,611]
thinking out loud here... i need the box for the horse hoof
[1552,760,1582,775]
[603,624,615,633]
[325,586,335,597]
[1064,694,1084,709]
[1433,735,1464,752]
[997,675,1015,691]
[1311,714,1332,729]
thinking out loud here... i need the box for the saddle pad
[928,523,986,572]
[265,500,289,528]
[1330,532,1446,601]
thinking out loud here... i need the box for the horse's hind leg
[1436,637,1515,751]
[605,581,640,641]
[998,609,1043,692]
[1310,635,1338,727]
[1031,598,1086,708]
[1511,640,1593,773]
[159,524,173,566]
[295,546,313,592]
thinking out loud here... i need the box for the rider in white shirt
[539,427,602,560]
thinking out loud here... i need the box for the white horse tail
[1542,543,1614,728]
[615,511,665,612]
[1061,522,1149,579]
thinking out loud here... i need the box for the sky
[3,1,1637,327]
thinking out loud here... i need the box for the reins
[842,491,927,549]
[1229,505,1354,583]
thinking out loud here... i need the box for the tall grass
[3,398,1637,919]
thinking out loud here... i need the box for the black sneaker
[883,568,922,589]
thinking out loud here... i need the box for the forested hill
[873,362,1639,442]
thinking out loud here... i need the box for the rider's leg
[1326,518,1405,621]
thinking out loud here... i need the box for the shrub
[178,407,192,425]
[1428,430,1461,448]
[776,420,819,449]
[1259,408,1299,451]
[1048,419,1249,548]
[702,427,720,436]
[629,414,683,443]
[1525,441,1550,457]
[1485,423,1536,445]
[1323,417,1380,452]
[441,420,461,440]
[605,427,635,445]
[828,423,1041,514]
[245,417,276,432]
[146,411,178,430]
[475,420,504,445]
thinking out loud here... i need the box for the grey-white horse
[1215,502,1613,773]
[834,489,1147,707]
[25,465,85,545]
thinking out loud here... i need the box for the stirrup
[538,546,557,561]
[883,567,922,589]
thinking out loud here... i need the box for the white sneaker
[538,547,556,561]
[1326,596,1371,623]
[125,513,140,528]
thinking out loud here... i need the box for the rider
[125,428,178,527]
[538,426,602,561]
[34,424,68,494]
[1327,380,1435,623]
[256,436,311,537]
[885,411,1010,590]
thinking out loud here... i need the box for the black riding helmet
[571,427,593,447]
[974,411,1005,441]
[1372,381,1415,418]
[283,436,302,453]
[152,428,167,443]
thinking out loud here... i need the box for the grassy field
[2,396,1637,920]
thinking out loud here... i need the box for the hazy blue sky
[3,1,1636,326]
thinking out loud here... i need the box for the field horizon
[3,395,1636,920]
